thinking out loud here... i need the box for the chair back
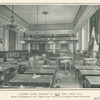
[29,57,36,68]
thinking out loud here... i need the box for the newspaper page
[0,0,100,100]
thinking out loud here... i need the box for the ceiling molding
[74,5,100,30]
[2,5,80,31]
[0,5,92,32]
[31,23,74,31]
[73,5,88,26]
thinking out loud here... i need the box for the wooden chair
[29,57,36,68]
[0,72,5,86]
[9,68,17,79]
[18,65,27,74]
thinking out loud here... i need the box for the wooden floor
[54,70,79,88]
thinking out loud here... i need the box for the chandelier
[7,5,17,29]
[42,11,49,39]
[32,6,49,43]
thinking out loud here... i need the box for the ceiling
[6,5,80,25]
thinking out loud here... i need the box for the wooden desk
[0,64,19,69]
[73,65,100,81]
[0,67,10,85]
[73,60,83,66]
[50,60,57,65]
[3,59,18,65]
[33,60,57,66]
[74,65,100,70]
[0,66,10,72]
[17,61,29,66]
[0,64,19,85]
[85,76,100,88]
[50,57,58,60]
[60,56,73,60]
[78,70,100,88]
[84,58,97,66]
[17,61,29,74]
[35,65,58,70]
[24,68,56,85]
[36,60,44,65]
[9,74,53,87]
[24,69,56,75]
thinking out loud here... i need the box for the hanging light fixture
[42,11,49,40]
[33,5,41,40]
[11,5,14,27]
[7,5,17,29]
[32,7,49,43]
[35,5,39,39]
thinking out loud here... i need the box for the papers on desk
[19,85,24,89]
[61,60,68,63]
[7,59,14,61]
[32,75,41,79]
[84,58,96,61]
[42,65,50,68]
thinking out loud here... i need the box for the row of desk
[72,65,100,88]
[0,58,58,88]
[0,54,73,88]
[9,68,57,88]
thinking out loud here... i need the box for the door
[39,43,45,53]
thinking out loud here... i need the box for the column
[20,31,24,50]
[53,42,56,54]
[5,29,9,51]
[28,37,30,54]
[73,43,77,53]
[87,18,90,43]
[19,31,22,50]
[37,43,39,50]
[16,30,20,50]
[2,27,6,51]
[84,20,89,50]
[76,32,79,50]
[79,28,82,50]
[0,22,3,51]
[69,43,73,53]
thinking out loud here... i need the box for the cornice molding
[74,5,100,31]
[31,23,74,31]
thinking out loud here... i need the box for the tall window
[92,27,99,52]
[82,25,85,50]
[76,32,79,50]
[9,30,16,50]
